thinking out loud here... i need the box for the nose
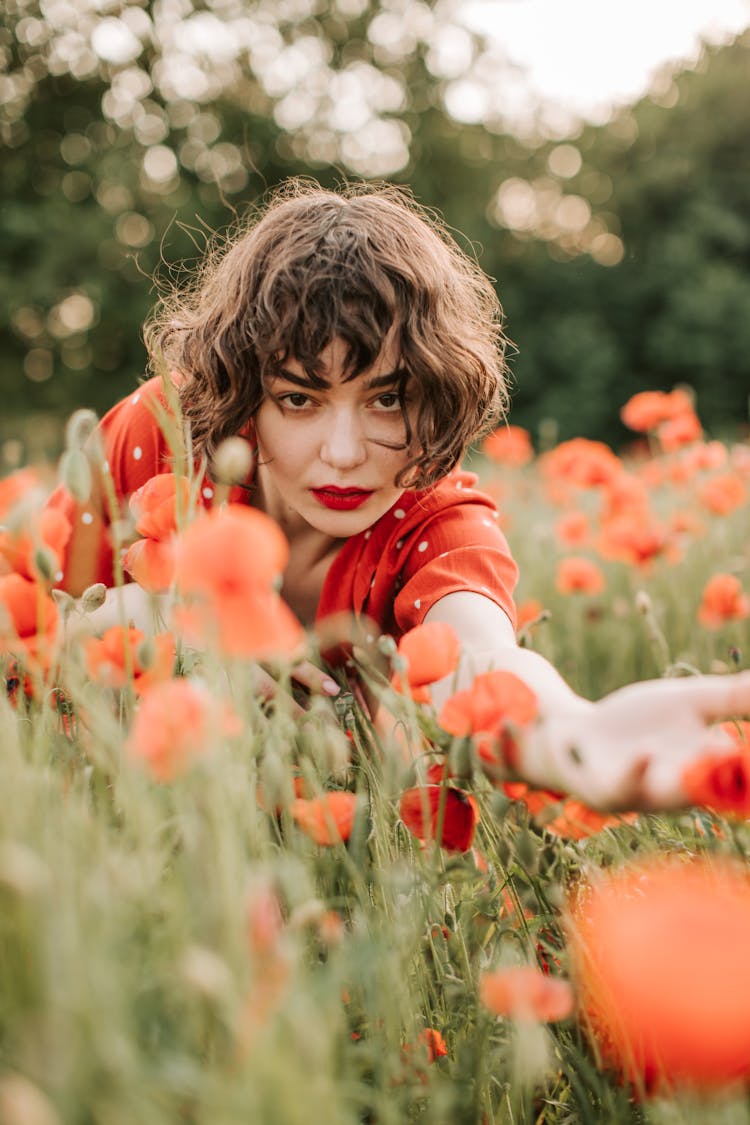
[320,407,367,471]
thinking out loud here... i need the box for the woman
[49,180,750,811]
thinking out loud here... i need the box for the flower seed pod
[58,448,92,503]
[64,408,98,451]
[51,588,76,619]
[33,546,57,583]
[212,436,254,485]
[80,582,107,613]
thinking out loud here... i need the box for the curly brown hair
[144,179,511,490]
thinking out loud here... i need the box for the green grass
[1,434,750,1124]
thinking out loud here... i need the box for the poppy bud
[33,546,56,583]
[51,588,76,619]
[212,436,254,485]
[64,408,98,451]
[80,582,107,613]
[58,448,92,503]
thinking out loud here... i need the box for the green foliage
[1,3,750,456]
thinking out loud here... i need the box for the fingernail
[322,678,340,696]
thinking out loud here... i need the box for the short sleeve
[392,504,518,635]
[46,379,173,591]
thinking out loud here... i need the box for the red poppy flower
[657,409,703,452]
[289,792,358,846]
[567,857,750,1090]
[544,799,638,840]
[122,537,177,593]
[554,556,606,596]
[126,678,237,782]
[697,573,750,629]
[502,781,566,817]
[173,505,304,658]
[620,389,692,433]
[682,749,750,817]
[0,467,41,518]
[479,965,574,1023]
[84,626,176,695]
[128,473,191,539]
[540,438,623,489]
[554,511,590,548]
[393,621,461,703]
[596,516,677,569]
[0,573,59,669]
[0,507,71,584]
[439,669,538,738]
[121,474,191,592]
[399,785,478,852]
[698,473,747,516]
[415,1028,449,1061]
[482,425,534,466]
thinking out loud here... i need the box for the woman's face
[253,337,418,541]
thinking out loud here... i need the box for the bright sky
[463,0,750,125]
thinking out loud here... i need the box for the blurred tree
[480,35,750,444]
[1,0,749,452]
[1,0,513,447]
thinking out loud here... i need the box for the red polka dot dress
[48,378,518,637]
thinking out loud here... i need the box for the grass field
[0,391,749,1124]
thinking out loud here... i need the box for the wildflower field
[1,388,750,1124]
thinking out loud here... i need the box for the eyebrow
[273,367,407,391]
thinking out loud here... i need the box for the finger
[687,671,750,724]
[291,660,340,698]
[253,667,307,719]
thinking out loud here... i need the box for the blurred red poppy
[0,507,71,584]
[129,473,191,539]
[544,799,638,840]
[620,389,692,433]
[479,965,574,1023]
[567,857,750,1091]
[682,723,750,817]
[554,511,590,548]
[482,425,534,466]
[698,473,746,516]
[393,621,461,703]
[289,791,358,846]
[0,467,41,518]
[439,669,538,738]
[555,556,606,595]
[597,516,677,569]
[416,1028,448,1061]
[84,626,176,695]
[126,678,234,781]
[173,505,304,658]
[122,473,191,592]
[0,573,59,669]
[399,785,478,852]
[540,438,622,489]
[657,409,702,452]
[697,573,750,628]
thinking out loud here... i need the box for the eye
[375,392,401,410]
[280,392,312,409]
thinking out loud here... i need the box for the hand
[254,659,341,719]
[519,671,750,811]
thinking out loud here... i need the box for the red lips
[311,487,373,511]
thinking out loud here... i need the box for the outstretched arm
[424,591,750,811]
